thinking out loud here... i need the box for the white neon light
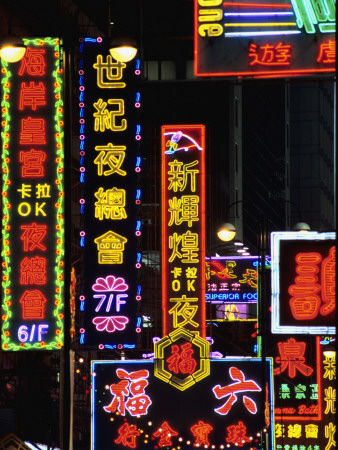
[271,231,336,335]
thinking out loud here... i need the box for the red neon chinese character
[320,246,335,316]
[274,337,313,378]
[104,369,151,416]
[226,421,251,447]
[288,252,322,320]
[316,40,336,64]
[19,149,46,177]
[191,420,213,446]
[18,47,46,76]
[153,421,178,447]
[249,42,292,66]
[20,223,47,252]
[20,117,46,145]
[166,342,197,375]
[20,289,47,319]
[20,256,47,285]
[213,366,261,415]
[114,422,140,449]
[19,81,46,111]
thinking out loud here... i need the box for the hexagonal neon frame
[154,327,210,391]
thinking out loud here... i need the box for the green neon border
[1,37,65,351]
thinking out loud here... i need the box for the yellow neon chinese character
[93,55,126,88]
[36,183,51,198]
[324,387,336,414]
[17,184,32,198]
[94,187,127,220]
[94,231,127,264]
[168,160,199,192]
[94,144,126,176]
[93,98,126,132]
[169,297,199,329]
[168,195,199,227]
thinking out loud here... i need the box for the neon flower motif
[92,316,129,332]
[92,275,128,292]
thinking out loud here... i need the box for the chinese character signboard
[206,255,268,321]
[194,0,336,78]
[272,336,336,450]
[1,38,65,351]
[78,38,142,349]
[91,358,274,450]
[161,124,206,338]
[271,231,336,335]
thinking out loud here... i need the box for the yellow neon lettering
[93,55,126,88]
[172,280,180,292]
[94,231,127,264]
[36,183,51,198]
[35,202,46,216]
[198,0,222,5]
[18,202,31,216]
[198,24,223,37]
[93,98,127,132]
[168,160,199,192]
[198,9,223,22]
[17,184,32,198]
[169,301,199,329]
[94,144,126,176]
[94,187,127,220]
[168,195,199,227]
[187,279,196,291]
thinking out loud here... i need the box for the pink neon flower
[92,316,129,332]
[92,276,128,292]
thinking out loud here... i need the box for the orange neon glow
[114,422,140,448]
[274,338,313,378]
[19,117,47,145]
[19,81,46,110]
[19,149,46,178]
[191,420,213,447]
[20,256,47,285]
[166,342,198,375]
[249,42,292,66]
[226,421,251,446]
[289,252,322,320]
[274,337,322,421]
[320,246,335,316]
[20,223,47,252]
[20,289,47,319]
[18,47,47,77]
[153,421,178,447]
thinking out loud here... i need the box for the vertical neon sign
[1,38,65,351]
[78,38,142,349]
[161,125,206,337]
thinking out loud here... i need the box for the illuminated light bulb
[148,422,152,426]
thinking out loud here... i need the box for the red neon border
[193,1,335,79]
[161,125,206,338]
[274,336,322,422]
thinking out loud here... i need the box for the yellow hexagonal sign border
[154,327,210,391]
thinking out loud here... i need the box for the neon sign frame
[1,37,65,351]
[194,0,336,78]
[271,231,336,335]
[161,124,206,338]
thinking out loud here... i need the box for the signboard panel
[1,38,65,351]
[77,38,142,349]
[272,337,336,450]
[161,125,206,337]
[206,255,269,321]
[194,0,336,78]
[91,358,274,449]
[271,231,336,334]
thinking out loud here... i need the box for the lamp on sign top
[0,35,26,62]
[109,36,137,63]
[217,222,236,242]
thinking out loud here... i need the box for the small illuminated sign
[194,0,336,78]
[1,38,64,351]
[161,125,206,337]
[91,358,274,449]
[78,38,142,349]
[206,255,270,321]
[271,231,335,334]
[273,336,336,450]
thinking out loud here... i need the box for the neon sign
[78,38,142,349]
[91,358,274,449]
[1,38,64,351]
[194,0,336,78]
[161,124,206,337]
[271,231,336,334]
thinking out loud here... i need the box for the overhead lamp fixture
[292,222,311,232]
[217,222,236,242]
[0,35,26,62]
[109,36,137,63]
